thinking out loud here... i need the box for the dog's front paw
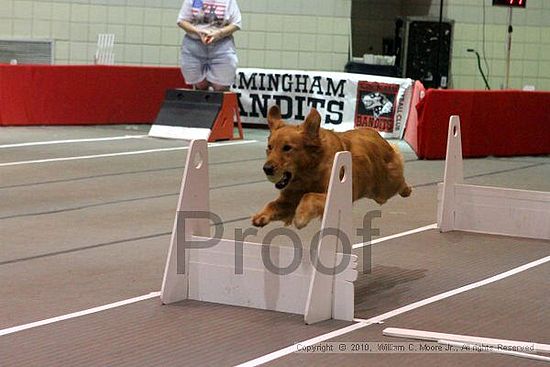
[252,212,271,227]
[294,205,315,229]
[293,211,312,229]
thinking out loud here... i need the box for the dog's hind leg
[399,183,412,197]
[374,197,387,205]
[388,144,412,199]
[294,193,326,229]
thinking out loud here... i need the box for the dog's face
[262,106,321,190]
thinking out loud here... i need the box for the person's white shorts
[180,35,238,86]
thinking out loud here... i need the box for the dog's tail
[389,143,412,198]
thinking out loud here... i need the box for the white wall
[0,0,352,71]
[237,0,352,71]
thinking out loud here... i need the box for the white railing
[94,34,115,65]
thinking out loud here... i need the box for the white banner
[231,68,414,138]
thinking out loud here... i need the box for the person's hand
[204,29,224,45]
[198,30,211,45]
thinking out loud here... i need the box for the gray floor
[0,125,548,366]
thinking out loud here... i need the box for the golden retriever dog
[252,105,411,229]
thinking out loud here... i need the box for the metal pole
[504,7,513,89]
[436,0,444,87]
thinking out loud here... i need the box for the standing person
[177,0,241,91]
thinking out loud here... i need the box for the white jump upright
[161,140,358,324]
[438,116,550,240]
[160,140,210,304]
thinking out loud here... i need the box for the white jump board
[437,116,550,240]
[437,183,550,240]
[148,125,211,141]
[187,236,357,316]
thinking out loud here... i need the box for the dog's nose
[263,164,275,176]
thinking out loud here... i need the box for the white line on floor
[383,327,550,353]
[353,223,438,249]
[0,140,258,167]
[439,340,550,363]
[235,255,550,367]
[0,135,148,149]
[0,292,160,337]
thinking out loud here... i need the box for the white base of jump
[148,125,211,141]
[161,140,358,324]
[186,237,356,317]
[437,116,550,240]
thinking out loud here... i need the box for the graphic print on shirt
[191,0,227,26]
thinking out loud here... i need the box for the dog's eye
[282,145,292,152]
[267,145,272,151]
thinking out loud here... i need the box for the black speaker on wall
[397,17,453,89]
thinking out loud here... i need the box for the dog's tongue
[274,172,291,190]
[275,180,286,190]
[267,174,282,184]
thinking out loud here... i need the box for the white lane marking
[353,223,438,249]
[0,135,148,149]
[440,340,550,363]
[0,292,160,337]
[0,140,258,167]
[234,255,550,367]
[383,327,550,354]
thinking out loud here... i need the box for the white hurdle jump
[438,116,550,240]
[161,140,358,324]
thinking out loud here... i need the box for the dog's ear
[302,108,321,140]
[267,105,284,131]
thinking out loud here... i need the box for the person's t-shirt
[178,0,242,39]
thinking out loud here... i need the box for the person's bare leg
[194,79,209,90]
[211,83,229,91]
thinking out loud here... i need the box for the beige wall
[448,0,550,90]
[351,0,549,90]
[1,0,548,90]
[236,0,351,71]
[0,0,352,71]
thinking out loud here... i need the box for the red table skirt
[404,89,550,159]
[0,65,190,125]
